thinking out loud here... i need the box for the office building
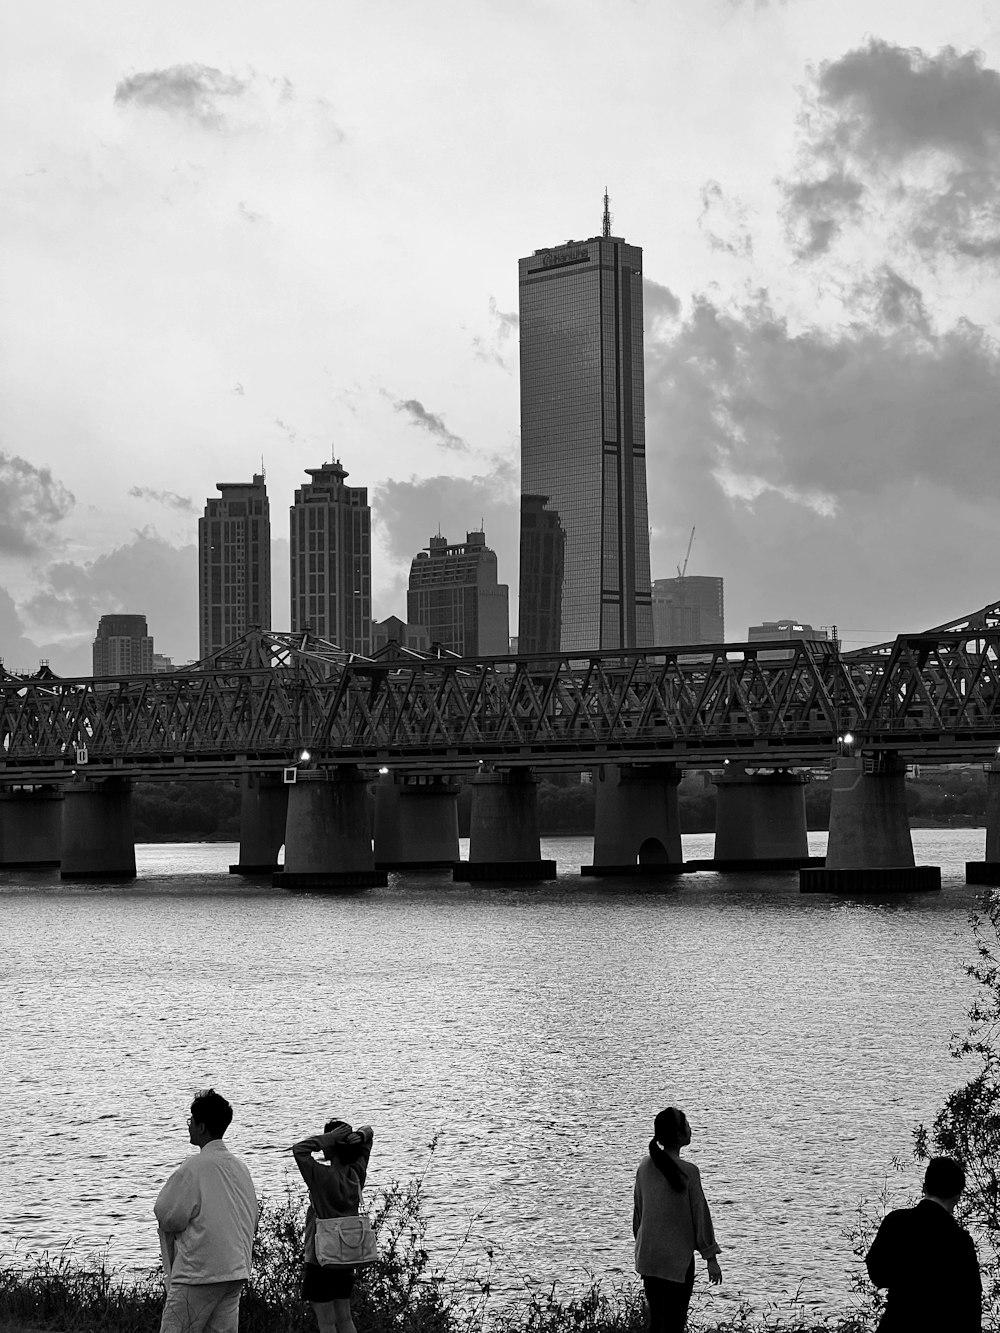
[517,202,653,652]
[371,616,430,656]
[198,473,271,659]
[407,531,509,656]
[652,576,725,646]
[290,458,371,655]
[518,494,566,654]
[93,614,154,676]
[748,619,830,661]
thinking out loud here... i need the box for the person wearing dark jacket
[865,1156,981,1332]
[292,1118,374,1333]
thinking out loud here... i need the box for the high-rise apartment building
[407,531,509,656]
[290,458,371,655]
[652,576,725,646]
[93,614,154,676]
[198,473,271,659]
[517,206,653,652]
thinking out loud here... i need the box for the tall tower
[517,204,653,652]
[198,474,271,658]
[407,530,509,656]
[289,458,371,655]
[93,614,154,675]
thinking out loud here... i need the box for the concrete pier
[967,761,1000,884]
[713,765,818,871]
[0,785,62,867]
[455,768,556,882]
[374,773,459,870]
[581,764,683,876]
[230,773,289,875]
[801,755,940,894]
[61,778,136,880]
[276,767,386,891]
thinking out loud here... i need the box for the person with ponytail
[633,1107,722,1332]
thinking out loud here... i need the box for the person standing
[865,1155,981,1331]
[154,1087,259,1333]
[633,1107,722,1333]
[293,1117,375,1333]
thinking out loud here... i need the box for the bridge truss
[3,608,1000,782]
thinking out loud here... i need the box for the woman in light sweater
[633,1107,722,1332]
[292,1118,374,1333]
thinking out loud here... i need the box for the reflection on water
[1,829,989,1315]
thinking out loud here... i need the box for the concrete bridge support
[455,768,556,882]
[713,766,816,870]
[967,761,1000,883]
[61,778,136,880]
[0,786,62,867]
[581,764,683,876]
[230,773,289,875]
[277,767,386,891]
[374,773,459,870]
[801,755,940,893]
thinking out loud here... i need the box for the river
[1,829,993,1319]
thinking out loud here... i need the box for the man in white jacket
[154,1088,259,1333]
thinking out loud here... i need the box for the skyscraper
[517,201,653,653]
[651,575,725,646]
[407,530,509,656]
[93,614,154,675]
[290,458,371,654]
[198,474,271,659]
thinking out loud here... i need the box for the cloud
[0,452,74,555]
[23,529,198,663]
[392,398,469,452]
[783,40,1000,261]
[472,298,520,370]
[114,65,251,127]
[697,181,754,260]
[128,486,195,512]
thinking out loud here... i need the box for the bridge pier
[967,761,1000,883]
[0,786,62,867]
[374,773,459,870]
[712,765,817,870]
[60,778,136,880]
[276,767,386,891]
[455,768,557,882]
[801,755,940,894]
[230,773,289,875]
[581,764,683,876]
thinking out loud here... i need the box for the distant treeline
[131,765,989,842]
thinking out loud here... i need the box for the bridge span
[3,600,1000,890]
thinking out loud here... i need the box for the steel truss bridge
[3,600,1000,783]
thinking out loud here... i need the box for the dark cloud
[0,452,74,555]
[392,398,469,452]
[372,463,518,617]
[783,41,1000,260]
[24,529,197,664]
[114,64,249,127]
[644,278,681,327]
[644,287,1000,636]
[128,486,194,512]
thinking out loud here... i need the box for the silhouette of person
[633,1107,722,1332]
[293,1118,374,1333]
[154,1087,259,1333]
[865,1155,981,1331]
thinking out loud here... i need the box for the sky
[1,0,999,674]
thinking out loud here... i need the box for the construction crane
[676,526,695,579]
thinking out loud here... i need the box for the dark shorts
[301,1263,356,1303]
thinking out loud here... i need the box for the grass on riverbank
[0,1173,878,1333]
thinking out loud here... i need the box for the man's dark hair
[190,1088,234,1138]
[924,1156,966,1200]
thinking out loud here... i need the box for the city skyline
[2,1,999,675]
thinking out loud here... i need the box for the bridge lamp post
[837,732,855,757]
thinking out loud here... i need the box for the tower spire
[602,187,612,238]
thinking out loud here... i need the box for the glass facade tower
[517,232,653,652]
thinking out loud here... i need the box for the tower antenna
[603,187,612,238]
